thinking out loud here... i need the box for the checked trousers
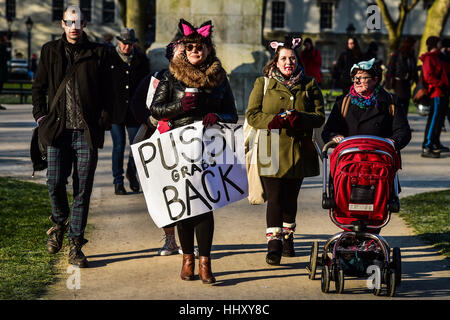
[47,129,98,239]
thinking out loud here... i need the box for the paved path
[1,104,449,300]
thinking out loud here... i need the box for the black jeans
[261,177,303,228]
[177,212,214,257]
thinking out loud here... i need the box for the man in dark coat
[108,28,150,195]
[32,5,111,268]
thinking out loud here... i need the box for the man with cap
[108,28,150,194]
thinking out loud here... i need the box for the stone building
[0,0,123,60]
[149,0,450,113]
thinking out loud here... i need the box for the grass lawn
[0,176,59,300]
[400,189,450,259]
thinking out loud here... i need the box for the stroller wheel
[387,269,397,297]
[334,267,345,294]
[321,264,331,293]
[307,241,319,280]
[391,247,402,286]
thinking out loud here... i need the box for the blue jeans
[110,124,139,185]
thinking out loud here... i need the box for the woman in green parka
[246,38,325,265]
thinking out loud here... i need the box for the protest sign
[131,122,248,228]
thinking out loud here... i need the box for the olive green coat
[246,76,325,179]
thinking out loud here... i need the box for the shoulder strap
[340,94,351,118]
[49,63,80,112]
[263,76,269,95]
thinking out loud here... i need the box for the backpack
[412,68,431,106]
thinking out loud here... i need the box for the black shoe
[46,217,69,254]
[282,233,295,257]
[266,240,282,265]
[68,237,89,268]
[126,172,140,192]
[421,148,440,158]
[437,144,450,152]
[114,183,127,195]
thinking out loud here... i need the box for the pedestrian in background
[333,37,362,95]
[246,37,325,266]
[439,38,450,133]
[385,37,418,116]
[131,35,185,257]
[0,34,10,110]
[32,5,111,268]
[299,38,322,85]
[420,36,449,158]
[108,28,150,195]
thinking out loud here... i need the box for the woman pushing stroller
[322,58,411,151]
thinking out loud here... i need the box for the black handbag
[30,126,47,176]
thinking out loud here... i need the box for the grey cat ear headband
[269,38,302,51]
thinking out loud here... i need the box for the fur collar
[169,54,226,89]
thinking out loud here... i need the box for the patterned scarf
[270,65,304,90]
[349,84,381,109]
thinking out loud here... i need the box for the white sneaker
[158,234,180,256]
[178,247,199,259]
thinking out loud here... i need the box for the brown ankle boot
[180,254,195,280]
[198,256,216,284]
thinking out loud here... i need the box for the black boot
[46,217,69,254]
[282,233,295,257]
[266,240,282,265]
[126,171,140,192]
[68,237,89,268]
[282,223,296,257]
[114,183,127,195]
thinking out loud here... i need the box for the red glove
[268,109,288,130]
[203,113,219,127]
[286,110,301,129]
[157,120,171,133]
[181,94,198,111]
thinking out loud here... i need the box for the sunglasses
[185,43,204,52]
[62,20,85,28]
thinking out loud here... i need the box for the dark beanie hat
[426,36,441,49]
[442,38,450,48]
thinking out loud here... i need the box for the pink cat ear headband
[269,38,302,51]
[179,19,212,38]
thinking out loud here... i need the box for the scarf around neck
[116,45,134,65]
[169,53,227,89]
[270,65,304,90]
[349,84,381,109]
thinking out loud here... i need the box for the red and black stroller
[307,135,402,297]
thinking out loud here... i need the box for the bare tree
[418,0,450,57]
[375,0,421,55]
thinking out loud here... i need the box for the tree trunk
[118,0,126,26]
[126,0,150,48]
[375,0,420,57]
[418,0,450,59]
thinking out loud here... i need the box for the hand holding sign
[131,122,247,228]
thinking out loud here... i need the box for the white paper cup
[185,88,199,97]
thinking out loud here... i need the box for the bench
[1,80,33,103]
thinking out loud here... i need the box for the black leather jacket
[150,70,238,128]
